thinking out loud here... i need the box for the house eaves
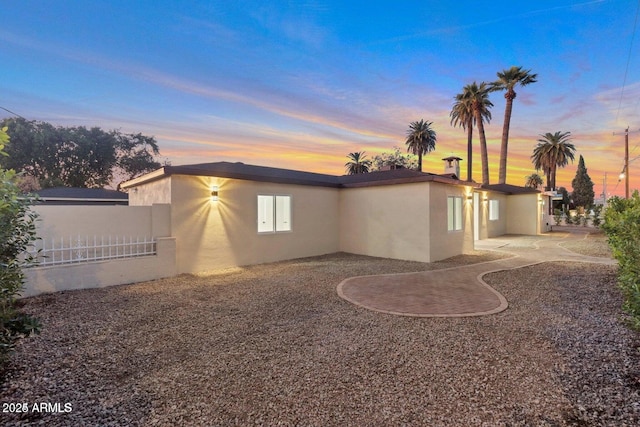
[121,162,481,190]
[481,183,540,195]
[121,162,341,189]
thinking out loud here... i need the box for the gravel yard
[1,238,638,426]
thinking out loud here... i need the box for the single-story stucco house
[120,160,544,275]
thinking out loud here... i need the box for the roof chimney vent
[442,156,462,179]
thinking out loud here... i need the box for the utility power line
[0,106,26,120]
[616,0,640,122]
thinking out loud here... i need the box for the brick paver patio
[337,231,617,317]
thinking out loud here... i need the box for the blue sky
[1,0,639,196]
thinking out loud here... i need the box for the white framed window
[258,195,291,233]
[489,199,499,221]
[447,196,463,231]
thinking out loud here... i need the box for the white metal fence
[27,235,157,267]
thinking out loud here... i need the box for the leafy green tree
[0,127,41,365]
[525,173,543,189]
[491,66,538,184]
[0,118,161,189]
[113,132,162,183]
[531,131,576,191]
[370,147,418,171]
[344,151,371,175]
[571,155,595,208]
[405,120,436,172]
[450,84,492,182]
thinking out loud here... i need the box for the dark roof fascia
[340,174,480,189]
[166,164,342,188]
[122,162,481,190]
[480,184,540,195]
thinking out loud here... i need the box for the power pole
[625,127,629,199]
[614,127,639,199]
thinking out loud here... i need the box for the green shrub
[0,128,41,365]
[564,211,574,226]
[553,209,563,228]
[580,213,589,227]
[603,192,640,329]
[591,205,603,228]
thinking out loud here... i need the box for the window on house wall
[489,199,499,221]
[447,196,463,231]
[258,195,291,233]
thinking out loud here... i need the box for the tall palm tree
[524,172,544,189]
[344,151,371,175]
[531,131,576,191]
[492,66,538,184]
[405,120,436,172]
[450,92,473,181]
[450,83,493,183]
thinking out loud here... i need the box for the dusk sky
[2,0,639,197]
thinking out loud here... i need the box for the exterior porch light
[211,186,219,201]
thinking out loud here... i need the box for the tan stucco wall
[170,175,340,273]
[24,205,175,297]
[32,204,171,238]
[339,182,432,262]
[506,193,541,235]
[428,182,475,261]
[23,237,176,297]
[480,193,508,239]
[128,176,172,206]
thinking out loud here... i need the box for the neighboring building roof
[481,183,540,195]
[33,187,129,205]
[121,161,478,190]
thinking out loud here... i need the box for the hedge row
[603,191,640,329]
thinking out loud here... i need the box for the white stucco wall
[481,193,508,238]
[32,204,172,238]
[127,176,172,206]
[169,175,340,273]
[506,193,541,235]
[428,182,475,261]
[339,182,432,262]
[23,237,177,297]
[24,204,175,297]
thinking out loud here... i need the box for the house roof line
[341,174,480,188]
[480,183,540,195]
[120,162,490,190]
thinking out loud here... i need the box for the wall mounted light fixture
[211,186,219,201]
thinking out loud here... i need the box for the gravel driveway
[1,233,638,426]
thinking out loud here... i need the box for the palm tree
[492,66,538,184]
[450,92,473,181]
[524,173,543,189]
[405,120,436,172]
[531,131,576,191]
[450,83,493,183]
[344,151,371,175]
